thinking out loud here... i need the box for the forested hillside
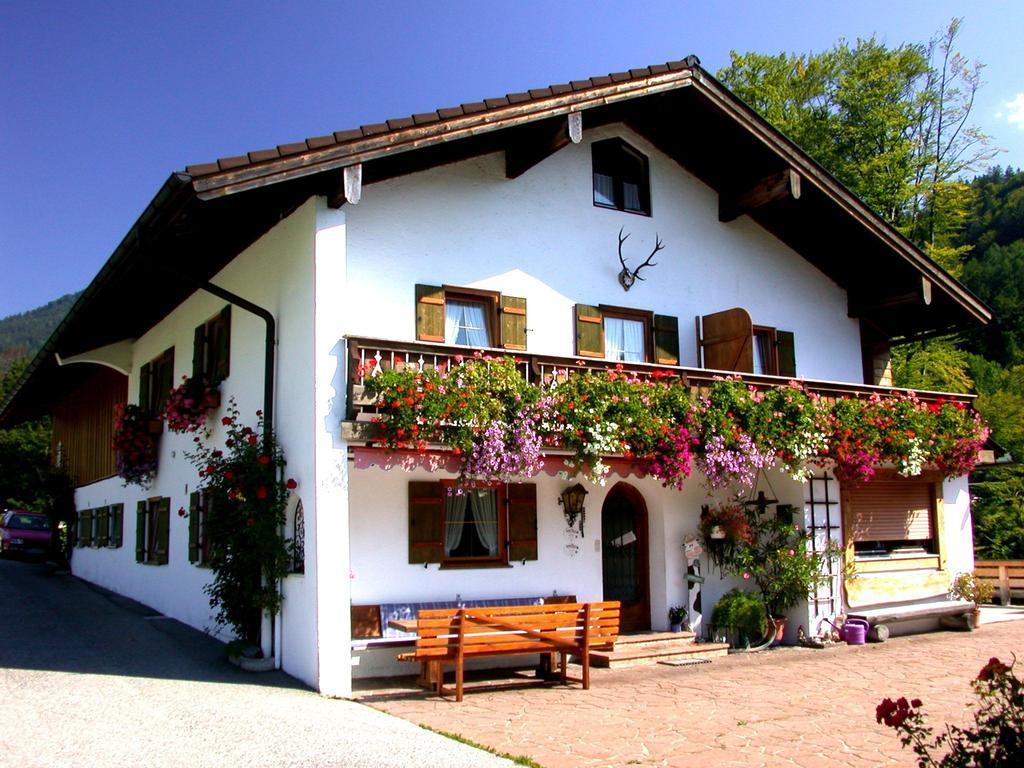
[720,18,1024,558]
[0,292,79,371]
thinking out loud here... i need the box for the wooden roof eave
[189,71,696,200]
[685,69,991,329]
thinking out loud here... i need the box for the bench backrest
[412,601,620,658]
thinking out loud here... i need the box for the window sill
[593,202,651,217]
[439,562,513,570]
[853,555,941,573]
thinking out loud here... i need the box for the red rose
[222,416,233,426]
[258,455,271,465]
[248,435,258,445]
[286,479,297,490]
[246,517,255,526]
[224,470,235,481]
[256,486,268,499]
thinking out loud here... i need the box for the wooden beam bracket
[327,163,363,208]
[719,168,801,222]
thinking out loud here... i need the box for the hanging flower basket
[112,403,160,487]
[163,375,220,433]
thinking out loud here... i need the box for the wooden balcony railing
[344,336,974,423]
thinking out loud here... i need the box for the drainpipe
[192,280,281,668]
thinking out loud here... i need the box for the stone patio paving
[356,612,1024,767]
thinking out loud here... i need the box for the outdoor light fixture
[558,483,588,536]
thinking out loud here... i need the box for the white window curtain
[445,300,490,347]
[444,494,468,555]
[605,317,645,362]
[623,182,641,211]
[469,490,499,556]
[593,173,615,206]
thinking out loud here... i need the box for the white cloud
[1006,93,1024,128]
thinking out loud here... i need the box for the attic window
[592,139,651,215]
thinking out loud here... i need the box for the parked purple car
[0,510,53,559]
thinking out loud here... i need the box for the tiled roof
[183,57,700,178]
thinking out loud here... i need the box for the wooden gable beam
[719,168,801,222]
[327,164,363,209]
[505,114,581,180]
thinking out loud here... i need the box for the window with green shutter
[135,497,171,565]
[188,491,213,566]
[109,503,124,548]
[574,303,678,365]
[193,306,231,387]
[141,348,175,416]
[699,308,796,377]
[95,507,109,547]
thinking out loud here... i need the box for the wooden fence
[975,560,1024,605]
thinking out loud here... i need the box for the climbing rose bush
[877,657,1024,766]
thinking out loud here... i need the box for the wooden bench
[975,560,1024,605]
[398,601,620,701]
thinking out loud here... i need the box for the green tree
[0,360,53,511]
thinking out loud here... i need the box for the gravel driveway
[0,559,515,768]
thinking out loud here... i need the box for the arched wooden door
[601,483,650,632]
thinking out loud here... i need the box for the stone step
[591,641,730,669]
[613,631,696,647]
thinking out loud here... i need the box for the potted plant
[950,571,994,628]
[710,589,767,648]
[668,605,688,632]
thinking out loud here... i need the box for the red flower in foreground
[222,416,233,426]
[257,455,271,465]
[256,486,268,499]
[246,517,255,526]
[286,478,297,490]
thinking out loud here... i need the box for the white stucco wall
[71,198,319,688]
[341,124,863,382]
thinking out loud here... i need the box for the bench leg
[560,651,567,684]
[455,657,464,703]
[582,645,590,690]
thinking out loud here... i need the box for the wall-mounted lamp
[558,483,588,536]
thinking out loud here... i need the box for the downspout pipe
[195,280,276,444]
[191,279,280,666]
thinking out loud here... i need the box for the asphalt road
[0,559,515,768]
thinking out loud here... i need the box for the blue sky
[2,1,1022,317]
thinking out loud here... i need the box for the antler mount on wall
[617,227,664,291]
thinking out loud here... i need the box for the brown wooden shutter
[154,497,171,565]
[135,502,146,562]
[192,324,206,382]
[415,285,445,342]
[776,330,796,377]
[111,504,124,548]
[575,304,604,358]
[848,480,935,542]
[700,307,753,372]
[188,492,201,563]
[653,314,680,365]
[139,363,152,412]
[500,295,528,350]
[408,481,444,564]
[95,507,109,547]
[507,483,538,561]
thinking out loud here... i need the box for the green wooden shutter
[139,363,152,413]
[408,481,444,564]
[192,323,206,382]
[155,497,170,565]
[653,314,680,365]
[500,295,528,350]
[111,504,124,548]
[80,510,93,547]
[95,507,109,547]
[214,305,231,383]
[415,285,445,343]
[188,492,200,564]
[776,330,797,377]
[135,501,147,562]
[508,483,538,562]
[575,304,604,358]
